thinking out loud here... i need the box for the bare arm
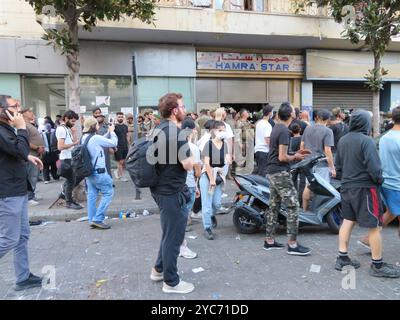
[278,144,304,163]
[204,156,215,185]
[181,156,194,171]
[57,138,77,151]
[300,141,305,151]
[194,163,202,178]
[324,145,336,177]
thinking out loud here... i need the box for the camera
[96,168,106,174]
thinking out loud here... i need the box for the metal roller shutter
[313,82,373,111]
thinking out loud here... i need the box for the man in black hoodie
[335,110,400,278]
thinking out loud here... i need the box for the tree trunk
[66,21,81,137]
[372,55,381,137]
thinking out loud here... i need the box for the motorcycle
[232,153,343,234]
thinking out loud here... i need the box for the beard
[117,120,124,124]
[65,120,74,128]
[176,109,186,123]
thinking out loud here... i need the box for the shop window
[22,75,132,120]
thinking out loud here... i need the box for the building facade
[1,0,400,119]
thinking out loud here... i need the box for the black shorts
[341,187,383,228]
[114,148,128,161]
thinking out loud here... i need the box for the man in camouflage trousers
[264,102,311,256]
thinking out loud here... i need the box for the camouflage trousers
[266,171,299,241]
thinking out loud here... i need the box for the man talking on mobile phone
[0,94,45,291]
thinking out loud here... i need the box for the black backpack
[71,134,97,179]
[125,122,169,188]
[49,130,59,153]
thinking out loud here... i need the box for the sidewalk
[29,177,237,221]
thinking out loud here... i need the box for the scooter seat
[244,175,270,186]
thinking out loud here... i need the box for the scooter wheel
[326,208,343,234]
[233,210,260,234]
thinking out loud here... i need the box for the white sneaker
[219,206,229,211]
[191,211,202,219]
[113,169,121,180]
[34,195,43,201]
[121,177,129,182]
[179,245,197,259]
[28,200,39,207]
[162,280,194,294]
[221,193,228,198]
[44,181,50,184]
[150,268,163,282]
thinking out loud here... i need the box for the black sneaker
[58,192,66,200]
[204,228,214,240]
[91,222,111,230]
[369,263,400,278]
[14,273,43,291]
[334,257,361,271]
[72,201,84,209]
[211,216,217,229]
[66,202,83,210]
[287,243,311,256]
[263,240,285,251]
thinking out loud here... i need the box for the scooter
[232,153,343,234]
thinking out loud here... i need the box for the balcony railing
[157,0,330,16]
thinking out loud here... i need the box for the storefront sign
[197,52,304,73]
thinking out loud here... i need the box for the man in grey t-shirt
[300,109,335,211]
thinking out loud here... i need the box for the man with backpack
[146,93,194,294]
[56,110,83,210]
[81,117,118,229]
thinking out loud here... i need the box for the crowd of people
[1,91,400,293]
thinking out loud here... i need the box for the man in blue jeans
[149,93,194,294]
[81,117,118,230]
[0,94,44,291]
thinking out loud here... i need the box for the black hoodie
[335,110,383,188]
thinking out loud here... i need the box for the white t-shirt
[56,125,74,160]
[186,142,201,188]
[224,121,234,140]
[254,119,272,153]
[197,132,211,154]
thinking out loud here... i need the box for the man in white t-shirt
[56,110,83,210]
[254,104,273,177]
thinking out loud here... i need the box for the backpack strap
[82,134,99,169]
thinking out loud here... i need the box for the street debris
[76,217,89,222]
[310,264,321,273]
[188,235,197,239]
[235,235,241,240]
[142,210,150,216]
[93,239,100,244]
[40,221,56,226]
[29,220,42,226]
[95,279,107,288]
[192,267,205,273]
[212,292,221,300]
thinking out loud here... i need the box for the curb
[29,201,234,222]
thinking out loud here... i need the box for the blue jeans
[0,195,31,283]
[185,187,196,214]
[86,173,114,223]
[199,173,222,230]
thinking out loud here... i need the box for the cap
[83,116,98,133]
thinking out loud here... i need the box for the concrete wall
[0,38,196,77]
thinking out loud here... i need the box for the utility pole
[132,54,141,200]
